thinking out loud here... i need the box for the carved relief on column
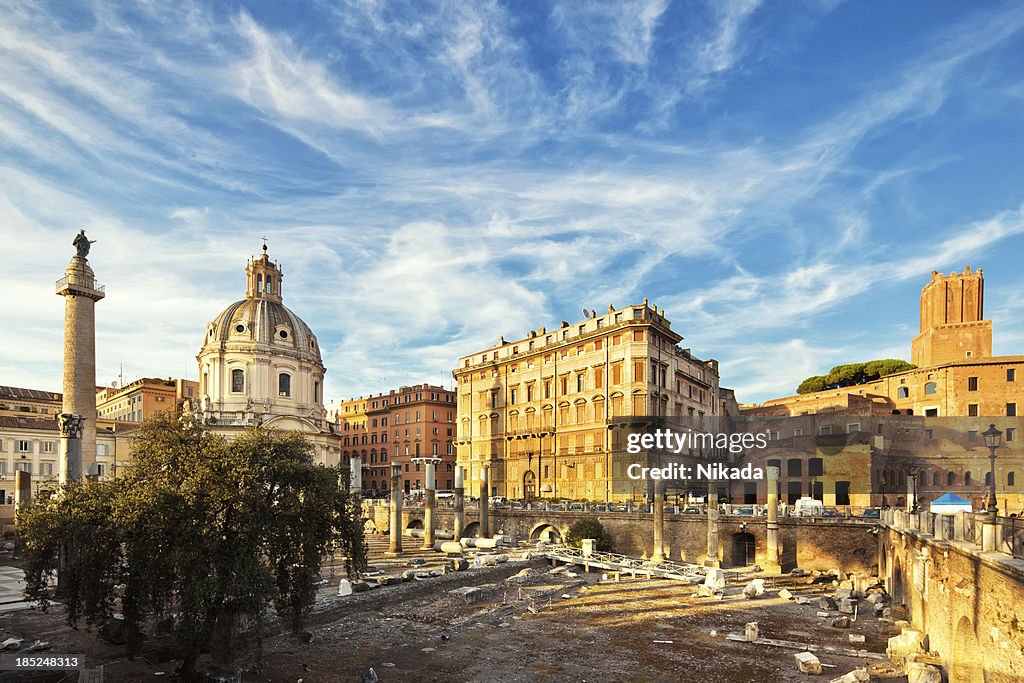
[57,413,84,439]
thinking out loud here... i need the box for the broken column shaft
[387,462,403,555]
[651,480,665,564]
[480,465,490,538]
[422,459,437,550]
[766,465,781,572]
[454,465,465,542]
[706,480,720,567]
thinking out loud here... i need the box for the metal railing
[361,498,884,522]
[881,508,1024,560]
[544,544,711,582]
[55,275,105,294]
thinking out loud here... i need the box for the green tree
[563,519,613,551]
[18,414,366,680]
[796,359,915,394]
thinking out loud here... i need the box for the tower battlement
[912,265,992,366]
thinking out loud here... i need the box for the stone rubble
[794,651,822,675]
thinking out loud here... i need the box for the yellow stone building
[453,301,721,501]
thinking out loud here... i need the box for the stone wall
[880,525,1024,682]
[363,504,877,573]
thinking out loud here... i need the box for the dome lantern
[245,242,284,303]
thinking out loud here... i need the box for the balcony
[55,275,106,300]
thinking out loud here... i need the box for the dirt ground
[0,536,906,683]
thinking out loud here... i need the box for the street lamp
[983,423,1002,517]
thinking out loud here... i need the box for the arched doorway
[462,521,480,538]
[951,616,984,682]
[530,524,562,544]
[523,470,536,500]
[891,556,905,605]
[731,532,756,566]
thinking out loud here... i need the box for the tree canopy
[796,359,916,394]
[564,519,613,551]
[18,413,366,679]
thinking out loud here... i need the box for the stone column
[387,462,403,556]
[350,455,362,494]
[422,459,437,550]
[651,479,665,565]
[454,465,465,542]
[14,470,31,517]
[56,254,104,467]
[705,480,720,567]
[57,413,84,485]
[480,464,490,539]
[765,466,781,573]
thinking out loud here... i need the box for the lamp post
[983,423,1002,518]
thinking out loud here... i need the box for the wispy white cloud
[1,0,1024,409]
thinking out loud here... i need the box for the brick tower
[911,266,992,367]
[55,230,105,477]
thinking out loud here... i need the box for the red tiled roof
[0,416,59,432]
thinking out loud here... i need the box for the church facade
[194,246,341,466]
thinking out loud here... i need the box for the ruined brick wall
[369,505,877,574]
[881,528,1024,682]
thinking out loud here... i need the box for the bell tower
[911,266,992,366]
[245,243,284,303]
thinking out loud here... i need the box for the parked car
[436,491,455,500]
[861,508,882,519]
[568,502,586,511]
[732,506,756,516]
[821,506,841,518]
[682,506,704,514]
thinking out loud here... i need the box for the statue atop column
[73,229,96,258]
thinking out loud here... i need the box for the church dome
[196,245,327,429]
[203,298,321,361]
[199,246,321,362]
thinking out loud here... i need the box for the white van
[794,497,823,517]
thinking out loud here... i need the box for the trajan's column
[55,230,104,477]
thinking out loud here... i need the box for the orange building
[735,266,1024,511]
[742,267,1024,419]
[331,384,456,494]
[95,377,199,422]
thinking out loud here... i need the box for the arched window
[985,471,993,486]
[266,277,273,294]
[257,273,263,294]
[278,373,291,397]
[965,471,972,486]
[932,471,940,487]
[897,387,909,399]
[924,382,937,395]
[947,471,956,486]
[1009,471,1016,487]
[314,381,320,403]
[231,368,244,393]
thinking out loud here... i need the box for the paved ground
[0,536,909,682]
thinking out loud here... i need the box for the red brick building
[330,384,456,494]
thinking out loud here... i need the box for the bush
[563,519,613,551]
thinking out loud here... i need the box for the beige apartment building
[453,300,721,502]
[330,384,456,494]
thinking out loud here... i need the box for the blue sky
[2,0,1024,406]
